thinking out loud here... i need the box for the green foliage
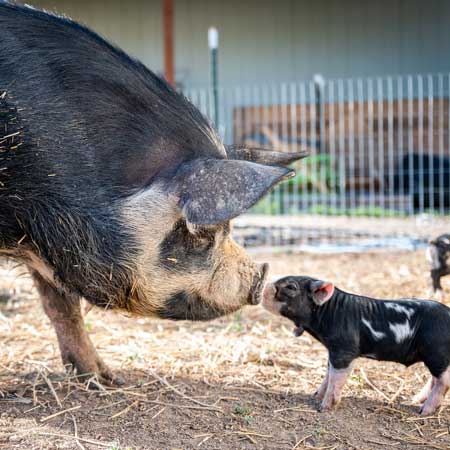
[233,403,253,424]
[286,154,339,194]
[251,153,340,214]
[308,205,406,217]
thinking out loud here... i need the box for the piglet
[262,276,450,415]
[427,234,450,300]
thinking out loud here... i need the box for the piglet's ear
[310,280,334,305]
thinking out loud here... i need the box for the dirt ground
[1,250,450,450]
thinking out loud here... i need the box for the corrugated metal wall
[26,0,450,89]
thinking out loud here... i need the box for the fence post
[208,27,219,128]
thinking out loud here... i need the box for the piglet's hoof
[318,401,333,412]
[419,404,437,417]
[313,389,326,402]
[293,325,304,337]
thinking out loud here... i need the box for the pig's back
[0,2,224,204]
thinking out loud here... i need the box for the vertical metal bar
[417,75,424,214]
[329,80,337,213]
[281,82,289,214]
[367,78,375,215]
[300,82,308,212]
[218,86,226,142]
[234,85,243,146]
[226,86,234,146]
[261,83,271,215]
[271,84,281,219]
[397,76,405,213]
[357,78,365,211]
[427,74,434,213]
[309,81,317,213]
[337,79,346,214]
[253,84,261,148]
[199,88,208,119]
[447,73,450,216]
[318,80,327,212]
[387,76,394,213]
[188,88,198,110]
[438,74,444,215]
[348,78,356,214]
[407,75,414,216]
[244,85,251,149]
[289,82,298,213]
[377,77,385,216]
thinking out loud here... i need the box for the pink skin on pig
[419,369,450,416]
[261,283,279,315]
[318,363,352,412]
[314,366,330,401]
[414,377,436,405]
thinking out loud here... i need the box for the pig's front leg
[413,377,436,405]
[32,272,124,386]
[420,369,450,416]
[319,360,352,412]
[314,363,330,401]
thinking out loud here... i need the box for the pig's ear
[227,146,309,166]
[310,280,335,305]
[172,158,294,225]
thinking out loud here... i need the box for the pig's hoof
[419,405,436,416]
[318,402,333,412]
[314,389,326,401]
[63,354,124,387]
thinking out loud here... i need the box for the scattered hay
[0,250,449,449]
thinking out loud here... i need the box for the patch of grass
[229,311,244,333]
[309,204,406,217]
[351,372,363,385]
[234,403,254,425]
[124,352,144,363]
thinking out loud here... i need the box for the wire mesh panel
[183,74,450,247]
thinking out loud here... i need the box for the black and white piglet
[262,276,450,415]
[427,233,450,300]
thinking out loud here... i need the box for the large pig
[0,2,307,384]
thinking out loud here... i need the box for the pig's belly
[361,347,421,367]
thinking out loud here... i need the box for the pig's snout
[248,263,269,305]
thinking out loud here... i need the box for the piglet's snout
[261,283,281,315]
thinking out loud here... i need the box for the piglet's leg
[420,369,450,416]
[314,363,330,401]
[32,271,123,386]
[319,363,351,412]
[413,377,436,405]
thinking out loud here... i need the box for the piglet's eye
[284,282,298,292]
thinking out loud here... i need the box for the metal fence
[184,73,450,220]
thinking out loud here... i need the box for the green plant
[287,153,339,194]
[308,204,406,217]
[234,403,253,424]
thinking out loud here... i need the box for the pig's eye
[195,235,214,251]
[284,282,299,292]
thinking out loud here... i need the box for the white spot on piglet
[361,318,386,340]
[389,320,414,343]
[384,302,415,318]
